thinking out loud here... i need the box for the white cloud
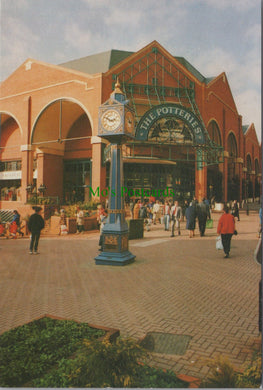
[2,0,29,10]
[235,89,261,140]
[245,23,261,41]
[193,47,237,77]
[193,45,261,140]
[200,0,260,11]
[1,16,39,79]
[104,8,142,27]
[64,24,94,52]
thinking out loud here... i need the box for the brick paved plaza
[0,210,261,381]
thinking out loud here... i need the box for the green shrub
[202,355,238,388]
[34,338,187,388]
[0,318,188,388]
[133,364,188,388]
[202,353,262,388]
[0,317,105,387]
[237,352,262,388]
[65,338,146,387]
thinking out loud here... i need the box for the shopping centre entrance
[63,159,92,203]
[123,162,195,201]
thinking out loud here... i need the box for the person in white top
[76,206,84,234]
[153,200,161,224]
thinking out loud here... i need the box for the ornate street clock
[95,79,136,266]
[98,79,135,140]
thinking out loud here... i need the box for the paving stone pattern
[0,211,261,380]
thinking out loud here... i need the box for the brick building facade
[0,41,261,210]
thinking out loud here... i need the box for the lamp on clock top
[95,79,135,266]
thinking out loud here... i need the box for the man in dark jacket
[197,198,210,237]
[28,206,45,254]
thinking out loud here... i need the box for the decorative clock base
[95,228,135,266]
[95,250,135,266]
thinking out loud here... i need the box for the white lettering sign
[0,171,22,180]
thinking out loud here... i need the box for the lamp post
[38,184,47,196]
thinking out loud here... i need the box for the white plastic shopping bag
[60,224,68,235]
[216,235,223,250]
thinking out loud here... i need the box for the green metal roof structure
[242,125,249,135]
[60,49,133,74]
[59,49,215,84]
[60,48,223,166]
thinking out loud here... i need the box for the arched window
[255,159,259,175]
[227,133,238,157]
[246,155,252,173]
[207,121,222,145]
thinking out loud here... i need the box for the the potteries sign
[136,103,205,144]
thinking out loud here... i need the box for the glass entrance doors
[63,160,91,203]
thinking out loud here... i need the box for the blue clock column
[95,142,135,265]
[95,80,135,266]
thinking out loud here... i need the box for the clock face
[125,111,134,133]
[101,109,121,131]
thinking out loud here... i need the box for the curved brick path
[0,211,261,381]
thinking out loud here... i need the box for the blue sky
[1,0,261,140]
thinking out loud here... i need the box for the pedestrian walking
[182,199,189,221]
[217,204,236,258]
[133,199,141,219]
[6,221,18,239]
[163,200,170,231]
[152,200,161,224]
[11,210,24,237]
[170,200,182,237]
[0,220,6,237]
[129,199,134,218]
[28,206,45,254]
[76,206,84,233]
[59,209,68,235]
[197,198,210,236]
[231,200,240,221]
[146,200,154,231]
[98,205,107,250]
[185,202,196,238]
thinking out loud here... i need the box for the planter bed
[0,315,188,388]
[0,315,109,387]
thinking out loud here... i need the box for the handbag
[206,219,213,229]
[216,235,223,250]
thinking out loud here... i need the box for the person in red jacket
[217,204,236,258]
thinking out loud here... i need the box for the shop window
[0,160,21,171]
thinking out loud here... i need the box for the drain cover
[140,332,191,355]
